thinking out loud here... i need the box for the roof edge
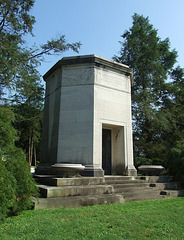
[43,54,133,83]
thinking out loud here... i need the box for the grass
[0,198,184,240]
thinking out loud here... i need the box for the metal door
[102,129,112,175]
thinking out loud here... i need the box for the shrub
[4,148,38,215]
[0,106,38,221]
[0,154,15,222]
[167,141,184,180]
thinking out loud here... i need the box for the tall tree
[161,67,184,177]
[114,14,178,166]
[0,0,81,166]
[12,83,44,166]
[0,0,81,99]
[0,0,35,96]
[0,0,81,219]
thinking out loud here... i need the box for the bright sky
[27,0,184,77]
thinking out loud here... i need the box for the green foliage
[167,141,184,179]
[12,75,44,166]
[0,155,15,222]
[34,35,81,59]
[4,147,38,214]
[0,106,38,222]
[158,67,184,175]
[0,0,81,221]
[0,148,38,222]
[114,14,184,175]
[134,157,152,169]
[0,0,35,35]
[0,0,36,93]
[0,0,81,164]
[0,0,81,98]
[0,106,17,149]
[0,198,184,239]
[13,103,43,166]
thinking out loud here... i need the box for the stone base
[125,167,137,176]
[81,165,104,177]
[36,164,137,177]
[51,163,85,178]
[35,164,104,177]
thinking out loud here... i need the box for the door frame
[101,122,126,175]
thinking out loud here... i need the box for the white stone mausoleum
[37,55,137,177]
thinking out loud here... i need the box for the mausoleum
[36,55,137,177]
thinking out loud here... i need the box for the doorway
[102,129,112,175]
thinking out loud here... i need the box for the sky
[26,0,184,78]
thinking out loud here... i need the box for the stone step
[33,194,124,210]
[148,176,173,183]
[38,184,114,198]
[119,187,161,197]
[123,194,166,202]
[160,189,184,197]
[116,186,167,202]
[104,176,173,184]
[104,176,143,181]
[114,185,158,194]
[105,179,148,185]
[35,175,105,186]
[149,182,184,190]
[112,182,151,190]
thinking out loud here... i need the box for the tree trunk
[30,129,34,166]
[34,146,37,166]
[28,129,34,166]
[28,135,31,166]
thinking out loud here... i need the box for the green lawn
[0,198,184,240]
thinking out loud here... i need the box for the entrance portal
[102,129,112,175]
[101,124,126,175]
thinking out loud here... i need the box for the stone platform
[33,175,184,210]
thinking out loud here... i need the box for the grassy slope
[0,198,184,240]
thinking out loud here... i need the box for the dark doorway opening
[102,129,112,175]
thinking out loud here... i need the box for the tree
[114,14,178,167]
[161,67,184,178]
[0,0,81,219]
[12,72,44,166]
[13,100,43,167]
[0,0,81,166]
[0,0,81,99]
[0,0,35,96]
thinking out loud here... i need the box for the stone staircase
[33,175,184,210]
[33,176,124,210]
[105,176,184,202]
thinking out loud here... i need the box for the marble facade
[36,55,137,176]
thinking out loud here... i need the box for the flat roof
[43,54,133,83]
